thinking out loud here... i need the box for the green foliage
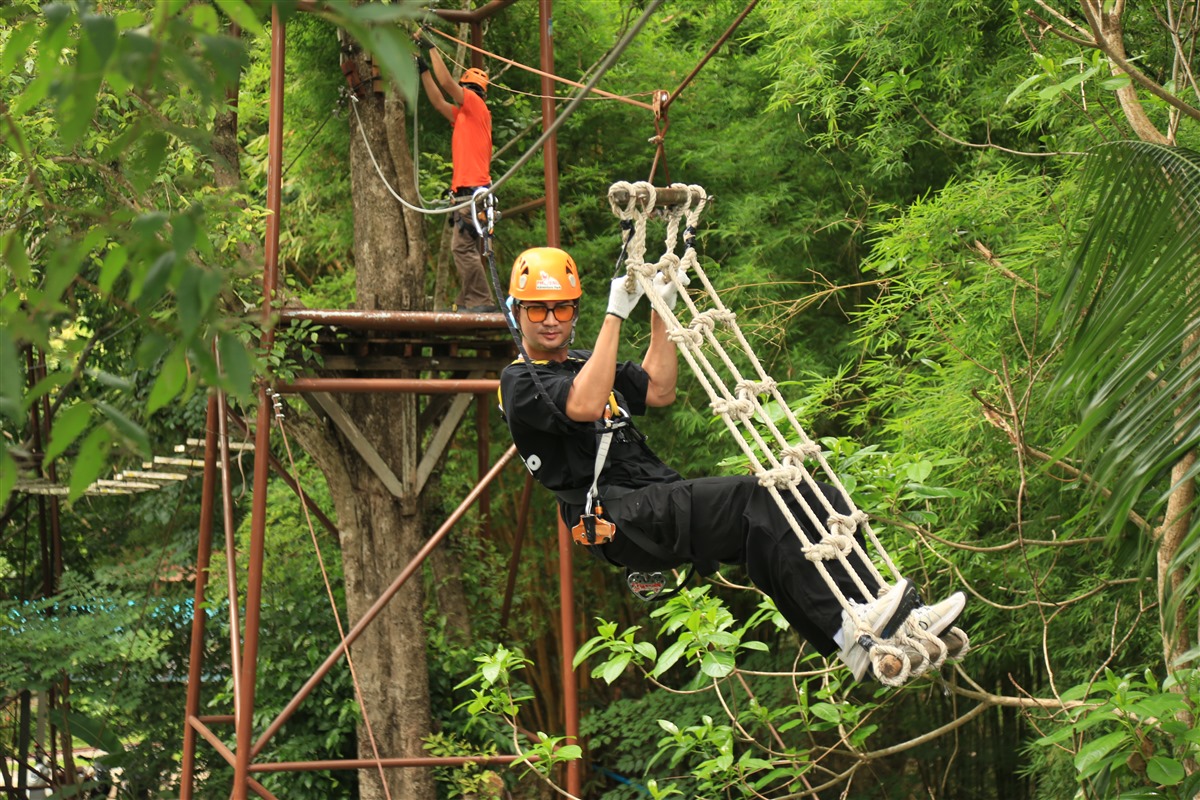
[1031,669,1200,799]
[453,644,583,781]
[422,731,504,799]
[0,569,172,692]
[1,1,262,506]
[1045,142,1200,628]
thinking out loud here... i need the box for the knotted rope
[607,180,968,683]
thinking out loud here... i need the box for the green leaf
[810,702,841,723]
[214,0,266,35]
[10,71,51,116]
[344,4,421,23]
[81,13,118,69]
[651,638,688,677]
[0,450,16,508]
[0,20,38,78]
[554,745,582,761]
[700,650,734,679]
[0,328,22,424]
[217,334,255,397]
[57,709,125,755]
[1145,756,1185,786]
[131,251,175,307]
[367,25,418,102]
[190,3,220,35]
[599,653,632,684]
[1074,730,1127,777]
[95,401,150,454]
[43,402,93,464]
[97,245,128,294]
[573,635,606,668]
[68,427,111,501]
[146,349,187,414]
[126,131,168,193]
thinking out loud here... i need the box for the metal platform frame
[177,2,586,797]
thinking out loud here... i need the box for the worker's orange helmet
[509,247,582,301]
[459,68,489,92]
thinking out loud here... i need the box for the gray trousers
[450,209,494,309]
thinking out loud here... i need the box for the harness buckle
[570,504,616,546]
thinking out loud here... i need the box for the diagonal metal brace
[304,391,407,499]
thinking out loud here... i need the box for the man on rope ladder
[414,28,497,313]
[497,246,967,684]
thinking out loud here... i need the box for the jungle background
[1,0,1197,798]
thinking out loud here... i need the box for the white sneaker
[909,592,965,638]
[837,579,911,681]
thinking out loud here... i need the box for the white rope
[607,180,900,619]
[608,181,974,682]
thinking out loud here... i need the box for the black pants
[596,476,883,655]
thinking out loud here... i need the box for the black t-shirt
[499,350,681,502]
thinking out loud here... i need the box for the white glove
[653,270,690,311]
[606,275,645,319]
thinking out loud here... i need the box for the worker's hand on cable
[413,28,434,51]
[652,270,689,311]
[606,275,645,320]
[415,54,429,74]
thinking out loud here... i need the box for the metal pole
[557,516,580,796]
[277,378,499,394]
[233,6,286,797]
[538,1,579,793]
[477,393,490,537]
[500,473,535,631]
[538,0,561,246]
[180,394,220,799]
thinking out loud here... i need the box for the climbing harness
[606,180,969,684]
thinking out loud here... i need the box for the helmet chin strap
[553,321,576,351]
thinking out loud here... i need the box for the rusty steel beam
[278,308,509,332]
[278,378,499,394]
[233,9,287,799]
[179,394,219,800]
[429,0,521,24]
[251,755,531,772]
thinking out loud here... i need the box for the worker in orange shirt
[415,32,497,313]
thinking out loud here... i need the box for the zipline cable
[425,26,655,111]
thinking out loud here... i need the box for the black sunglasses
[519,302,578,323]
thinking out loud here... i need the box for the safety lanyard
[571,400,626,546]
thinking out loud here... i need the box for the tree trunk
[1085,0,1170,144]
[292,45,438,800]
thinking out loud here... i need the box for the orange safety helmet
[459,67,489,92]
[509,247,582,301]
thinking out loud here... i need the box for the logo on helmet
[535,270,562,291]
